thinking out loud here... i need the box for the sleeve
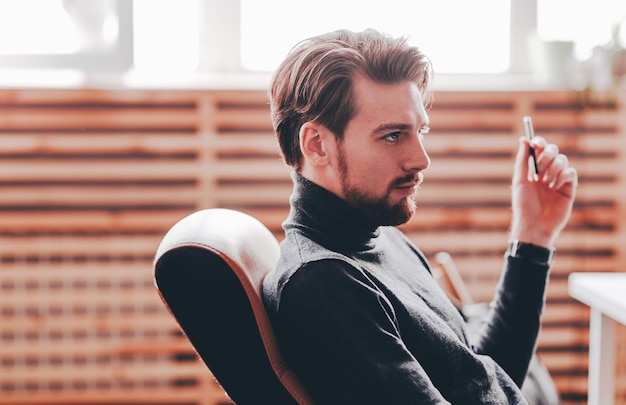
[276,259,451,405]
[472,255,551,385]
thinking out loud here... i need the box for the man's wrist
[506,240,556,266]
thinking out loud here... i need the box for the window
[133,0,199,72]
[538,0,626,59]
[0,0,133,71]
[240,0,511,74]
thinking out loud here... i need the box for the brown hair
[269,28,433,171]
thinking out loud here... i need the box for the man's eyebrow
[372,123,413,134]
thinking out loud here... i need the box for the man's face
[335,74,430,226]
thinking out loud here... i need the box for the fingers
[516,134,578,197]
[540,147,564,187]
[553,167,578,198]
[536,142,557,174]
[533,138,578,197]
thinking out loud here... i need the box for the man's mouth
[394,174,422,189]
[392,174,423,196]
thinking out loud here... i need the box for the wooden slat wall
[0,89,233,405]
[0,88,624,405]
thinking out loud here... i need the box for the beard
[337,147,418,226]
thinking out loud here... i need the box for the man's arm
[474,135,578,384]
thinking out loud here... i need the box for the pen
[523,116,539,176]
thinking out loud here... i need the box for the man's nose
[403,135,430,172]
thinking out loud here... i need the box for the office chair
[153,208,315,405]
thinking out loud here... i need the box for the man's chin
[377,200,415,226]
[396,198,418,224]
[343,188,416,226]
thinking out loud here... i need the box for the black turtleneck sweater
[262,173,550,404]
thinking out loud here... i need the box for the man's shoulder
[285,230,350,262]
[269,231,356,285]
[262,231,358,312]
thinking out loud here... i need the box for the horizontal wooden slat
[2,288,164,306]
[406,228,616,255]
[1,386,231,405]
[0,210,193,232]
[0,262,152,279]
[0,185,201,205]
[0,160,203,180]
[424,131,619,155]
[0,132,201,154]
[2,336,194,356]
[0,235,162,256]
[0,109,198,129]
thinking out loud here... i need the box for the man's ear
[299,122,333,167]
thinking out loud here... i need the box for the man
[262,29,577,404]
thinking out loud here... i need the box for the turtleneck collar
[283,171,381,252]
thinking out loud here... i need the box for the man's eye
[419,126,430,135]
[383,132,401,142]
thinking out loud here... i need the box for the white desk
[568,272,626,405]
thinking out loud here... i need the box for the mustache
[390,173,423,188]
